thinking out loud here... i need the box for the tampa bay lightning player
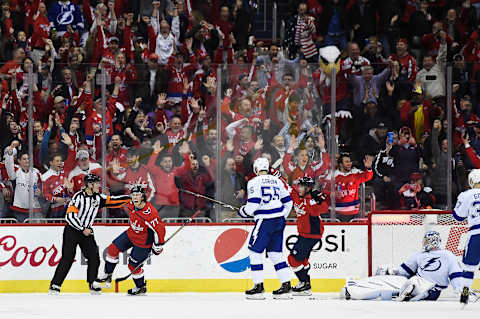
[238,157,294,299]
[453,169,480,305]
[341,231,464,301]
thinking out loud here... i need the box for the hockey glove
[152,242,163,255]
[375,264,398,276]
[311,189,326,204]
[238,205,250,218]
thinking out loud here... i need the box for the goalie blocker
[341,231,464,301]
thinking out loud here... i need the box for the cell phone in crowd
[387,132,394,144]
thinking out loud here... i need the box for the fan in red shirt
[287,176,328,296]
[323,153,374,221]
[388,38,418,83]
[98,184,165,296]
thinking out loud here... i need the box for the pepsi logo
[214,229,250,273]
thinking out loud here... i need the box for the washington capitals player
[341,231,464,301]
[453,169,480,304]
[97,185,165,295]
[288,176,327,296]
[238,157,294,299]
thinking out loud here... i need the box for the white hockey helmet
[253,157,269,175]
[469,169,480,188]
[423,231,441,252]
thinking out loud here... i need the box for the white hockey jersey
[239,174,293,220]
[155,33,175,65]
[398,249,463,291]
[453,188,480,234]
[5,153,42,210]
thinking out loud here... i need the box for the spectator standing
[41,153,73,218]
[147,140,191,218]
[323,153,373,221]
[430,119,449,208]
[176,157,214,218]
[4,141,43,222]
[416,35,447,100]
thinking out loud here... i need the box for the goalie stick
[179,189,240,211]
[114,211,202,292]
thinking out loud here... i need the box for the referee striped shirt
[66,190,131,230]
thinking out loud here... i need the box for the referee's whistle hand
[83,228,93,236]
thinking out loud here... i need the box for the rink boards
[0,224,366,293]
[0,223,478,293]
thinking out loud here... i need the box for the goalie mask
[423,231,441,252]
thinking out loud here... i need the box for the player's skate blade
[245,283,266,300]
[128,285,147,296]
[48,284,60,295]
[292,281,312,296]
[460,287,469,305]
[89,282,102,295]
[398,284,414,301]
[273,282,293,299]
[97,273,112,289]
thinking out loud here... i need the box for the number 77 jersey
[240,174,293,220]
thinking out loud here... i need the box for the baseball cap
[76,149,89,160]
[54,96,65,104]
[108,36,119,44]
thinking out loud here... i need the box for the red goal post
[367,210,468,276]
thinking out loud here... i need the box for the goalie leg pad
[400,276,436,301]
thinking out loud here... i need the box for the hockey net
[368,210,468,276]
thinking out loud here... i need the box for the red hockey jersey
[323,168,373,215]
[41,169,72,213]
[126,202,166,248]
[290,188,327,239]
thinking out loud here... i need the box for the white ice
[2,293,480,319]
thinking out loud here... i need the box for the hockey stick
[179,189,240,211]
[114,210,202,292]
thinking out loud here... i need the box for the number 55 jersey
[239,174,292,220]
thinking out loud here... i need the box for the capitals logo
[214,229,250,273]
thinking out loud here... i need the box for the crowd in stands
[0,0,480,223]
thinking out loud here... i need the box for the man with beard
[359,122,389,158]
[219,156,246,220]
[323,153,374,221]
[195,128,218,160]
[263,135,287,166]
[176,158,214,218]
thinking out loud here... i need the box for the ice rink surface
[2,293,480,319]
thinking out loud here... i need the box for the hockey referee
[48,174,131,295]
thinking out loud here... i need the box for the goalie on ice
[340,231,464,301]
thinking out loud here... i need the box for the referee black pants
[51,225,100,286]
